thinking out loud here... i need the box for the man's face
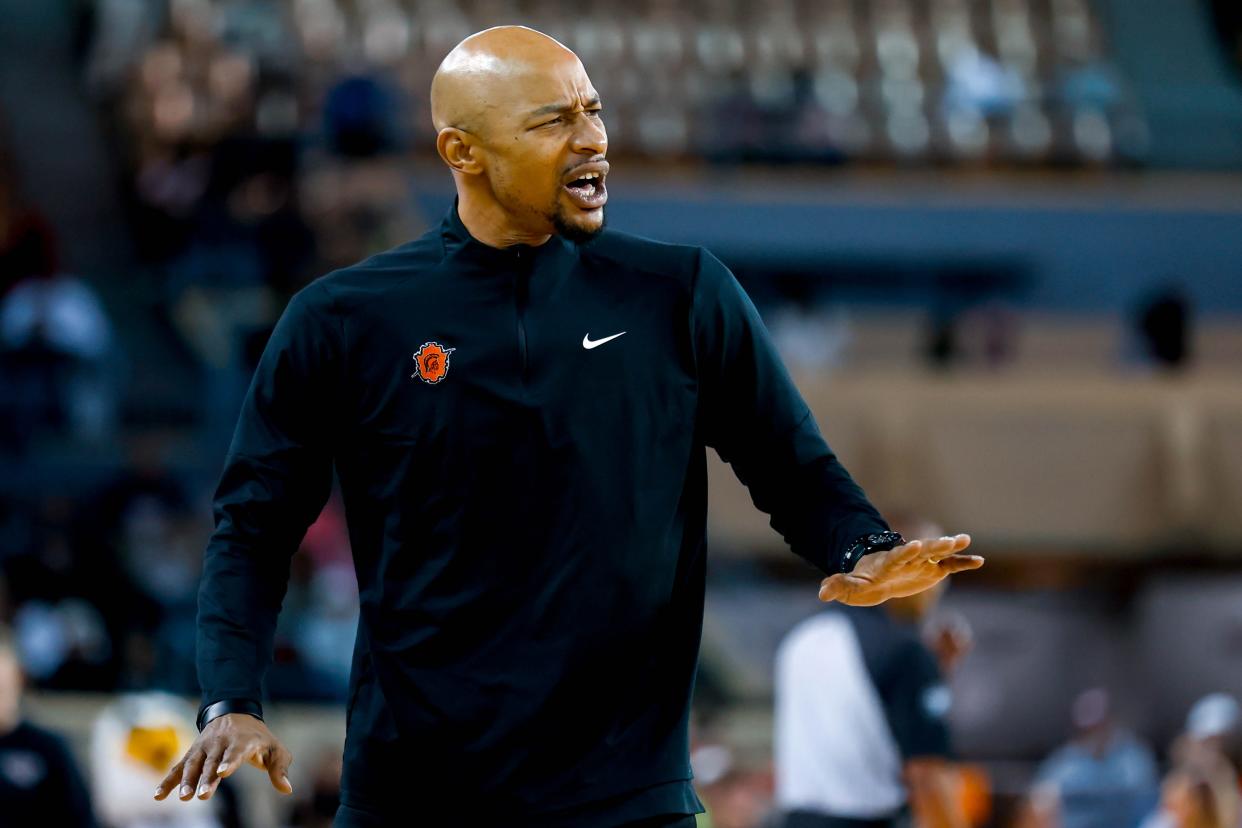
[475,55,609,243]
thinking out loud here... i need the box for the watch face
[867,532,903,549]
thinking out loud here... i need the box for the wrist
[197,699,264,732]
[840,531,904,573]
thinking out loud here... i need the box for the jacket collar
[440,197,574,271]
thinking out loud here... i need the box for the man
[0,625,97,826]
[156,26,982,827]
[1034,688,1159,828]
[774,519,970,828]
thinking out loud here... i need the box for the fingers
[178,747,207,801]
[924,536,958,560]
[154,757,186,801]
[216,742,249,779]
[818,573,846,602]
[937,554,984,573]
[265,744,294,794]
[890,539,925,565]
[904,534,972,563]
[155,718,293,804]
[195,743,226,800]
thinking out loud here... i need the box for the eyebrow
[528,96,602,119]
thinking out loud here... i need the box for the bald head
[431,26,579,136]
[430,25,608,247]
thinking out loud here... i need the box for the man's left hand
[818,535,982,606]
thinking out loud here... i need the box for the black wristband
[197,699,264,732]
[840,531,905,573]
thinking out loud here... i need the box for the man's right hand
[154,713,294,802]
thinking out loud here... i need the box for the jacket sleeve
[196,280,343,711]
[692,247,890,574]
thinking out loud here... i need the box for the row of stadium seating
[113,0,1142,164]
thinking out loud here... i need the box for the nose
[570,112,608,157]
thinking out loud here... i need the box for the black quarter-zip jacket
[197,199,890,825]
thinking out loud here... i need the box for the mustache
[561,157,609,179]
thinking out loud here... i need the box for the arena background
[1,0,1241,826]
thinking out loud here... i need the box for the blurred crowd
[5,612,1241,828]
[0,429,357,701]
[0,0,386,714]
[689,680,1242,828]
[0,132,359,698]
[84,0,1144,168]
[105,0,1148,165]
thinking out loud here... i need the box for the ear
[436,128,484,176]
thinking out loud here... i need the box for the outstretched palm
[818,534,981,606]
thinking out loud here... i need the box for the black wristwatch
[840,531,905,573]
[197,699,265,732]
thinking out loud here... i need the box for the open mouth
[563,170,608,210]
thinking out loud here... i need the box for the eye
[588,109,603,118]
[543,116,563,126]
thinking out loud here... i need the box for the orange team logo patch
[412,341,456,384]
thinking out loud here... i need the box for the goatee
[553,210,606,244]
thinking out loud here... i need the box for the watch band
[196,699,264,732]
[840,531,905,573]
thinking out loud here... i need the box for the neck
[456,187,552,249]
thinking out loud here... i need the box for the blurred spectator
[705,69,765,163]
[1033,687,1160,828]
[83,0,162,98]
[1013,784,1063,828]
[1175,694,1240,770]
[166,137,315,450]
[92,452,210,695]
[1141,759,1240,828]
[774,520,969,828]
[128,145,212,264]
[1211,0,1242,73]
[322,72,403,159]
[0,163,58,298]
[3,436,206,695]
[1137,694,1242,828]
[0,203,119,450]
[691,741,773,828]
[1136,288,1191,370]
[0,624,98,826]
[287,748,344,828]
[768,304,851,374]
[4,495,119,690]
[944,47,1026,117]
[269,494,357,702]
[90,692,230,828]
[82,430,202,692]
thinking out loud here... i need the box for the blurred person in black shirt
[774,517,971,828]
[0,624,97,826]
[4,495,118,691]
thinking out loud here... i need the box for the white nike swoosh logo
[582,331,627,349]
